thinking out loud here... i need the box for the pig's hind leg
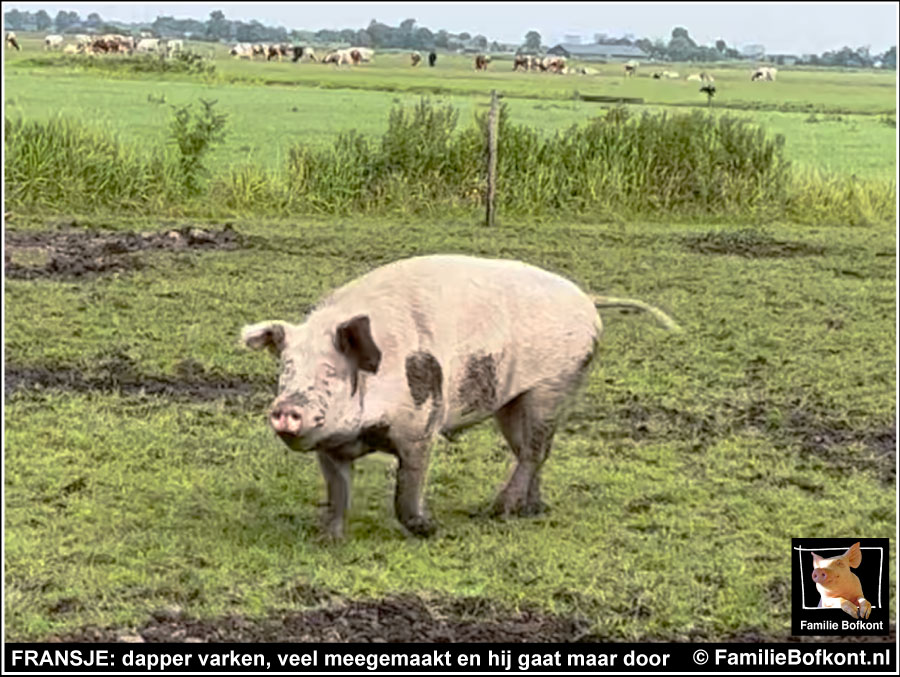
[492,387,563,517]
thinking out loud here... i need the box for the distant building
[562,34,583,44]
[546,43,648,61]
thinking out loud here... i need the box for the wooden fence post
[485,89,499,227]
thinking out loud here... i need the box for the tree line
[3,8,896,68]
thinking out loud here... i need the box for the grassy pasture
[3,36,897,641]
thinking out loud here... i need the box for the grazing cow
[686,73,702,82]
[428,51,437,67]
[63,43,79,55]
[513,54,529,71]
[751,66,777,81]
[74,34,92,47]
[542,56,566,73]
[251,44,267,59]
[290,46,305,62]
[44,34,64,51]
[267,43,288,61]
[474,54,489,71]
[241,255,680,539]
[623,61,638,77]
[700,71,714,82]
[230,43,254,59]
[352,47,374,63]
[410,51,422,66]
[136,38,160,53]
[6,32,20,51]
[166,39,184,56]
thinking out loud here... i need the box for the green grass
[5,217,895,640]
[4,47,896,178]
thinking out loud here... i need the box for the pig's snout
[270,403,303,438]
[812,569,828,585]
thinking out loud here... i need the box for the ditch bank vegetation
[5,99,895,226]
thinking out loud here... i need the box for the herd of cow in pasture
[5,31,780,82]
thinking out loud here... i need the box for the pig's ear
[845,542,862,568]
[811,552,823,567]
[335,315,382,373]
[241,321,287,356]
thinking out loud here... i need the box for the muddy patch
[680,229,826,258]
[44,595,895,643]
[5,226,243,280]
[5,357,261,402]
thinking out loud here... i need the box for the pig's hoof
[841,600,859,618]
[403,517,437,537]
[858,598,871,619]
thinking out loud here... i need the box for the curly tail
[592,295,681,332]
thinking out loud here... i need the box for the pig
[241,255,680,539]
[811,542,871,619]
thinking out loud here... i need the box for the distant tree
[671,26,695,45]
[715,38,726,53]
[207,10,230,41]
[879,45,896,69]
[490,40,501,53]
[400,18,416,33]
[458,31,471,41]
[85,12,102,28]
[355,29,373,47]
[367,19,391,47]
[4,9,25,29]
[413,26,433,50]
[339,28,356,44]
[35,9,52,31]
[523,30,542,52]
[473,34,488,50]
[594,32,608,44]
[54,10,80,32]
[434,29,449,49]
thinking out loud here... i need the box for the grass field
[3,37,897,642]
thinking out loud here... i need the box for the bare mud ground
[45,595,895,644]
[5,225,243,279]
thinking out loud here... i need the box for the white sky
[5,2,898,55]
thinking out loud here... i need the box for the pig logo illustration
[811,542,871,619]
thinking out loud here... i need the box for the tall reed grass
[5,99,895,226]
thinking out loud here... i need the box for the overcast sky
[6,2,898,55]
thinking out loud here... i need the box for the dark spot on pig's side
[405,352,443,407]
[459,354,497,415]
[360,424,397,455]
[410,308,433,342]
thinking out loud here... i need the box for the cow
[267,43,288,61]
[252,44,267,59]
[751,66,777,81]
[700,72,714,82]
[624,61,638,77]
[44,34,64,51]
[542,56,566,73]
[290,46,306,62]
[513,54,529,71]
[63,43,79,55]
[6,32,20,51]
[428,51,437,67]
[410,51,422,66]
[686,73,702,82]
[166,39,184,56]
[135,38,160,53]
[230,43,253,59]
[474,54,489,71]
[74,34,93,47]
[241,255,680,539]
[352,47,374,62]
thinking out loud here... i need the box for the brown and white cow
[474,54,489,71]
[44,34,64,51]
[513,54,529,71]
[6,32,20,51]
[751,66,777,81]
[410,51,422,66]
[624,61,638,77]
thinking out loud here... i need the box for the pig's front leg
[857,597,872,619]
[316,450,352,540]
[393,439,437,537]
[838,597,859,618]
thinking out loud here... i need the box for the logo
[792,538,889,636]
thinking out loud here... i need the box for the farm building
[546,43,648,61]
[764,53,799,66]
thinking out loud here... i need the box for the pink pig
[811,542,871,619]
